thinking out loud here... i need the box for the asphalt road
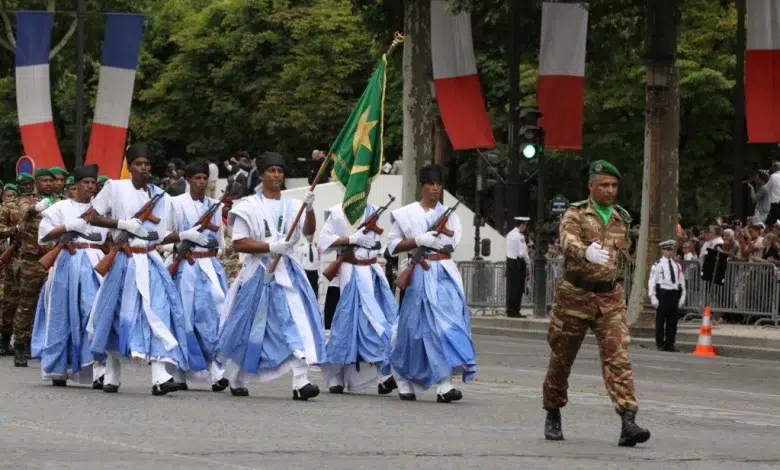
[1,335,779,470]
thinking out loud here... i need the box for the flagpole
[268,32,404,274]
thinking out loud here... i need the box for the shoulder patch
[615,204,631,223]
[570,200,588,207]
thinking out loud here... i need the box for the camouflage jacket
[0,194,58,256]
[559,199,631,285]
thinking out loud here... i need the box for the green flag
[330,57,387,226]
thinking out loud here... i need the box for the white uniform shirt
[505,227,530,263]
[296,241,321,272]
[648,256,686,303]
[768,172,780,203]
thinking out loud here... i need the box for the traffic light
[517,106,543,159]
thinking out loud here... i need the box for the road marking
[8,421,264,470]
[708,388,780,400]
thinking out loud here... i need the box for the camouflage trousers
[0,260,19,338]
[13,259,48,343]
[542,291,638,413]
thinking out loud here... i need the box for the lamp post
[474,152,483,260]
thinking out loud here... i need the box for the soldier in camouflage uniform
[542,160,650,447]
[50,166,68,198]
[0,178,30,357]
[0,182,16,356]
[0,169,57,366]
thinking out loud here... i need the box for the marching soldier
[505,216,531,318]
[648,240,686,352]
[542,160,650,447]
[0,169,57,366]
[50,166,68,197]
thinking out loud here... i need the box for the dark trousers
[323,286,340,329]
[506,258,527,316]
[305,269,319,299]
[655,287,681,349]
[768,202,780,226]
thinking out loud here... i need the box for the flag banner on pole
[537,2,588,150]
[746,0,780,142]
[330,57,387,226]
[85,13,145,178]
[430,0,495,150]
[15,11,65,169]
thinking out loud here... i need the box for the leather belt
[70,243,103,250]
[563,272,620,294]
[424,253,451,262]
[122,245,157,256]
[185,250,218,265]
[344,257,377,266]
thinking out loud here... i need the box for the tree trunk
[402,0,435,205]
[628,0,680,326]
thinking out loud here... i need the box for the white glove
[180,227,208,246]
[302,190,315,210]
[117,218,149,238]
[585,242,609,265]
[269,240,294,255]
[64,218,93,236]
[651,296,659,309]
[415,231,445,251]
[349,231,376,249]
[678,298,685,308]
[34,200,51,213]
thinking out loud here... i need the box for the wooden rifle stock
[322,250,351,282]
[168,194,228,277]
[39,208,96,270]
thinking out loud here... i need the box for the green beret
[34,168,53,178]
[97,175,109,184]
[50,166,67,177]
[4,183,18,193]
[590,160,621,179]
[64,175,75,188]
[16,173,33,184]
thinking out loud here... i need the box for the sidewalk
[471,309,780,361]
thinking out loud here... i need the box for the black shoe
[13,343,27,367]
[506,312,523,318]
[329,385,344,394]
[230,387,249,397]
[378,376,397,395]
[399,393,416,401]
[656,346,664,351]
[93,375,104,390]
[152,378,184,396]
[544,408,564,441]
[103,384,119,393]
[293,383,320,401]
[618,411,651,447]
[212,378,229,392]
[664,346,680,352]
[0,335,11,356]
[177,382,188,391]
[436,389,463,403]
[52,379,67,387]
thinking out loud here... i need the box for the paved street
[1,335,779,469]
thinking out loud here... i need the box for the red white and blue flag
[746,0,780,142]
[15,11,65,169]
[85,13,145,178]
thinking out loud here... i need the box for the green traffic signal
[522,143,537,159]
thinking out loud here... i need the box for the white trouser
[393,368,454,396]
[93,364,106,382]
[230,358,310,390]
[103,354,173,386]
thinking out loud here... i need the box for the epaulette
[570,200,588,208]
[615,204,631,224]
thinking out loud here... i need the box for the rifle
[93,193,164,277]
[39,208,102,270]
[394,198,463,290]
[322,195,395,282]
[167,193,228,277]
[0,203,41,265]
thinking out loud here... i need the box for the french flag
[85,13,145,178]
[430,0,495,150]
[537,2,588,150]
[746,0,780,143]
[15,11,65,169]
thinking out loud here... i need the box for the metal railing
[457,259,780,325]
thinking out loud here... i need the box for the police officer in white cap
[648,240,686,352]
[506,216,531,318]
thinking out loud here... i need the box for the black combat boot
[544,408,564,441]
[14,341,28,367]
[0,334,11,356]
[377,376,397,395]
[618,410,651,447]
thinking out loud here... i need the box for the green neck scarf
[591,198,612,225]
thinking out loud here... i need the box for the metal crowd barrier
[457,259,780,324]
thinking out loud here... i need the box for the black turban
[126,143,151,164]
[184,161,210,178]
[419,164,443,184]
[72,164,99,181]
[257,151,286,175]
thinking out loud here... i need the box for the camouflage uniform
[542,199,638,414]
[221,238,242,284]
[0,197,24,346]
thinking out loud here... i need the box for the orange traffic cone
[692,306,717,357]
